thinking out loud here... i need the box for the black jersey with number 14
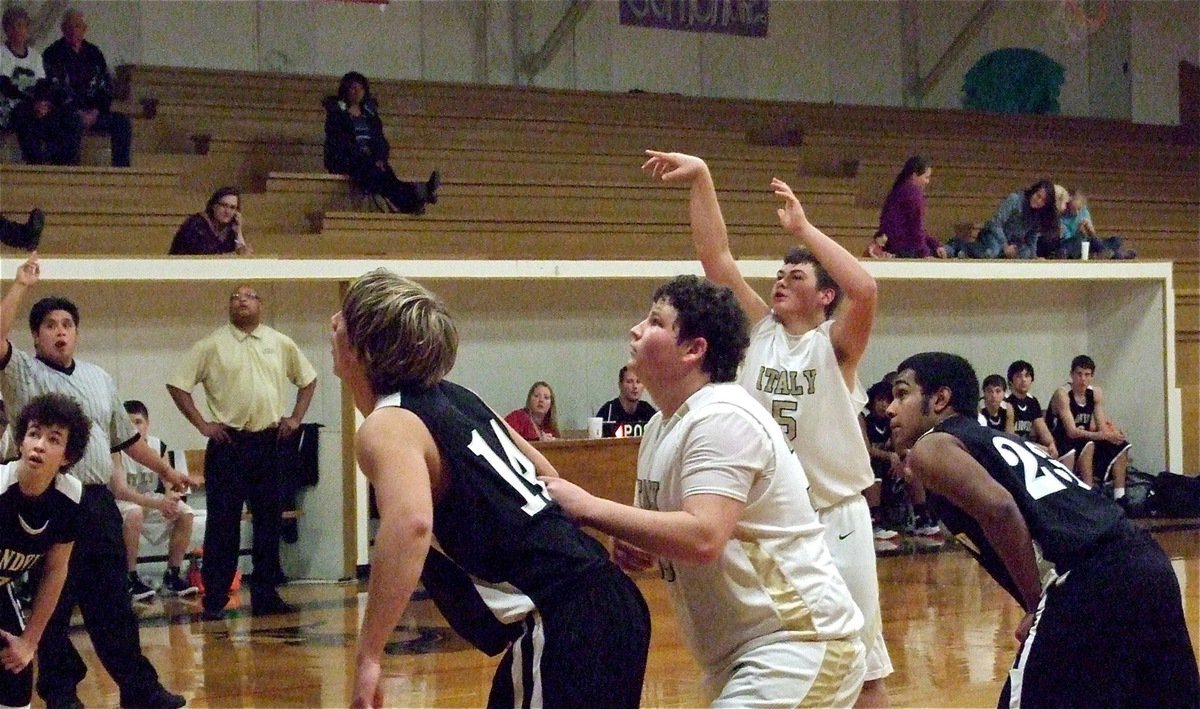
[376,381,611,652]
[924,415,1132,603]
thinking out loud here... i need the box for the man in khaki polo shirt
[167,285,317,620]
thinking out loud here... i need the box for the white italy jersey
[636,383,863,672]
[738,316,873,509]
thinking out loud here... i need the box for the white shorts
[819,494,893,682]
[703,636,866,708]
[116,496,194,546]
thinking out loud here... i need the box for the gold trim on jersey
[801,639,860,708]
[740,540,816,637]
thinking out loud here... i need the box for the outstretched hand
[539,476,595,522]
[642,150,709,184]
[772,178,810,234]
[14,253,39,287]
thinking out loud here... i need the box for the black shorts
[1000,529,1200,708]
[0,583,32,707]
[487,564,650,709]
[1089,440,1131,485]
[1064,439,1131,485]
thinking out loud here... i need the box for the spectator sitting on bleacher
[875,155,947,258]
[1036,184,1071,258]
[1060,189,1135,260]
[504,381,559,442]
[0,208,43,251]
[862,232,894,259]
[168,186,254,256]
[115,400,197,601]
[322,71,439,215]
[41,9,130,167]
[948,180,1056,259]
[2,5,80,166]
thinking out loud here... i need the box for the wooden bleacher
[1,64,1196,469]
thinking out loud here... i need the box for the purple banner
[619,0,769,38]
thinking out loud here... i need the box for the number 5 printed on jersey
[468,419,552,516]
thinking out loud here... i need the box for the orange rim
[1065,0,1108,30]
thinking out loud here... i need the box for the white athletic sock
[1113,487,1126,499]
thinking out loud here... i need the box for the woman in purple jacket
[875,155,947,259]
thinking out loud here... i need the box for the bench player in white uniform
[642,150,892,706]
[545,275,865,707]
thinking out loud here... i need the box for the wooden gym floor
[66,527,1198,708]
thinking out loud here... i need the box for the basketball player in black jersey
[1047,355,1132,499]
[0,394,87,708]
[888,352,1199,708]
[977,374,1014,434]
[1005,360,1057,457]
[331,268,649,709]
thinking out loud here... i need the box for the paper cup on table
[1080,241,1090,260]
[587,417,604,439]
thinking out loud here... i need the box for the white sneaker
[873,526,899,540]
[873,538,900,553]
[912,516,942,536]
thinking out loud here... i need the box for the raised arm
[1,253,40,363]
[773,179,877,381]
[352,408,435,709]
[643,150,768,322]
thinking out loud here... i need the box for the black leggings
[344,160,424,213]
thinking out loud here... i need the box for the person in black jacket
[41,9,131,167]
[323,71,439,215]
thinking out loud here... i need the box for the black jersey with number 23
[924,414,1131,603]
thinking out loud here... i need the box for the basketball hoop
[1066,0,1108,30]
[1054,0,1108,46]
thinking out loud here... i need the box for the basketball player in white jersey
[545,275,865,707]
[642,150,891,706]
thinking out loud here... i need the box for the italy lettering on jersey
[753,366,817,397]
